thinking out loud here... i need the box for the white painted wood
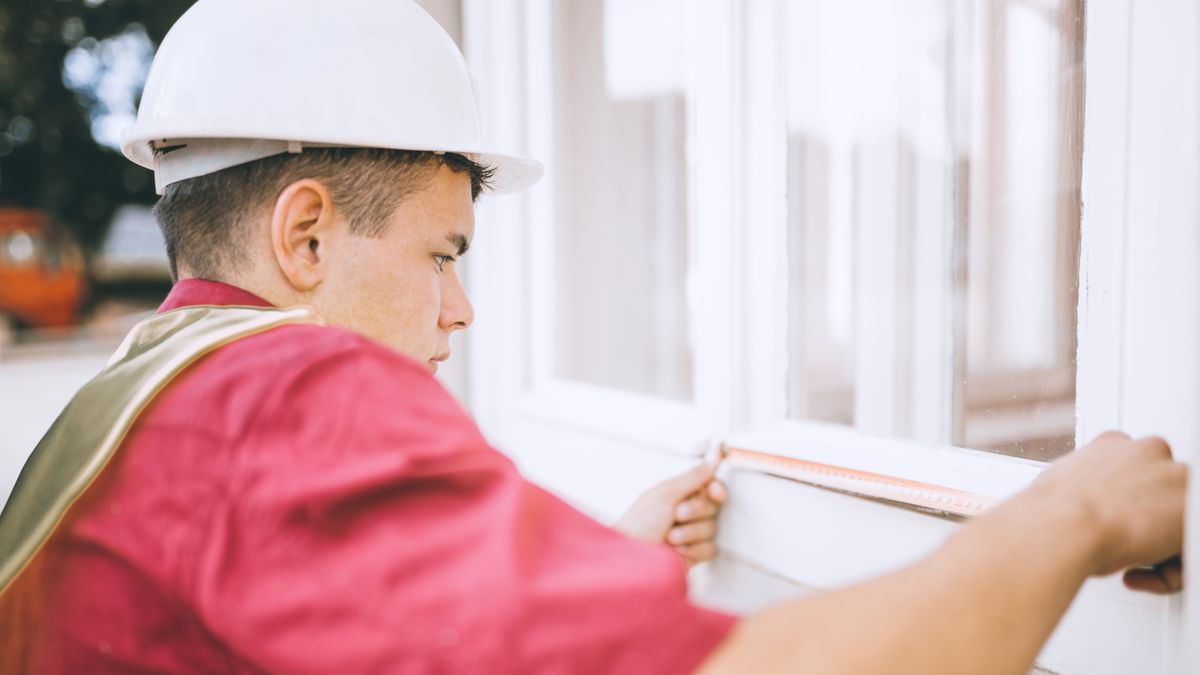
[1075,0,1129,447]
[905,0,957,447]
[903,164,956,446]
[1119,0,1200,451]
[1117,1,1200,672]
[689,551,815,616]
[715,465,958,590]
[517,380,711,456]
[1037,5,1148,670]
[687,0,738,439]
[460,0,530,435]
[496,417,711,522]
[522,0,556,389]
[739,0,789,429]
[1039,577,1172,675]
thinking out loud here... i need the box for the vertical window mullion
[523,0,556,390]
[901,2,957,446]
[1075,0,1129,446]
[461,0,531,428]
[688,0,738,438]
[741,0,790,429]
[1113,2,1200,670]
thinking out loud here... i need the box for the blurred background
[0,0,190,340]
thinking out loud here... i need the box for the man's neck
[175,269,308,310]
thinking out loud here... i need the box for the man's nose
[441,271,474,331]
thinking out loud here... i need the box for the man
[0,0,1186,673]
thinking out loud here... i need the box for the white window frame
[461,1,1200,672]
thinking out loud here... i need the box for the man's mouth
[429,351,451,373]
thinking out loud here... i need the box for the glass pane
[551,0,692,400]
[959,0,1082,460]
[785,0,1082,460]
[787,138,855,425]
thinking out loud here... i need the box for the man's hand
[1031,430,1188,592]
[615,462,728,566]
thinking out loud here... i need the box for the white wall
[0,348,110,506]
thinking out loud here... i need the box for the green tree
[0,0,194,250]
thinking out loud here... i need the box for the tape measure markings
[722,445,997,518]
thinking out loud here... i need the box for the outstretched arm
[698,432,1187,675]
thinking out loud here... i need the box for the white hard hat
[121,0,542,196]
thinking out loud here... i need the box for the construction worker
[0,0,1185,673]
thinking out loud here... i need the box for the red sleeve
[188,337,736,674]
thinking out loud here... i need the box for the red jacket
[2,279,734,673]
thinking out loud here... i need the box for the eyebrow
[446,233,470,257]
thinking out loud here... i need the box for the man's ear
[269,178,338,292]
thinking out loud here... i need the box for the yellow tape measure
[722,445,997,518]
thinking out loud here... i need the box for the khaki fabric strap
[0,304,322,595]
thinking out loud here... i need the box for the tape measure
[721,445,997,518]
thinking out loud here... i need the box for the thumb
[655,462,718,502]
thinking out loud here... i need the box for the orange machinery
[0,209,87,329]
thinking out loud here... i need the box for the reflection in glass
[960,0,1082,459]
[786,0,1082,460]
[551,0,692,400]
[788,138,855,425]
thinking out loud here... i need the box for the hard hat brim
[122,122,543,196]
[473,152,544,196]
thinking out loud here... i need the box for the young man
[0,0,1186,673]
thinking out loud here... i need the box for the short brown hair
[152,148,494,280]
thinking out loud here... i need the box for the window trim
[517,380,711,456]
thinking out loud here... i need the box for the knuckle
[1170,462,1190,484]
[1137,435,1173,457]
[676,497,714,522]
[1096,430,1132,444]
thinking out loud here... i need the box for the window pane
[959,0,1082,460]
[551,0,692,400]
[785,0,1082,459]
[788,137,855,425]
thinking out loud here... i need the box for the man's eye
[434,255,453,271]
